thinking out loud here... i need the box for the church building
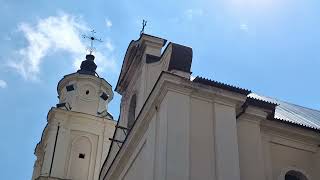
[33,33,320,180]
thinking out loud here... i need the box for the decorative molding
[262,120,320,143]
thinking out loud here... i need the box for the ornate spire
[82,30,103,55]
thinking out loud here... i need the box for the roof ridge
[247,96,278,106]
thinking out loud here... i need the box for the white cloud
[104,40,115,52]
[8,13,117,80]
[105,18,112,28]
[0,80,7,88]
[170,9,204,23]
[184,9,204,20]
[240,23,249,32]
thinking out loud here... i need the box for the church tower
[32,52,116,180]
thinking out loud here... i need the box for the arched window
[127,94,137,129]
[68,136,92,180]
[285,170,308,180]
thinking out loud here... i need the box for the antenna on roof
[82,30,103,55]
[140,20,147,36]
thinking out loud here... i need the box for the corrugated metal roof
[193,77,252,95]
[249,93,320,130]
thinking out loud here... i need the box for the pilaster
[213,101,241,180]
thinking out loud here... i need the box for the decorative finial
[82,30,103,55]
[140,20,147,36]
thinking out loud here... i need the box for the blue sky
[1,0,320,179]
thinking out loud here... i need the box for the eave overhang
[193,76,251,96]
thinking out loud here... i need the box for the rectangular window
[66,85,75,91]
[100,92,109,101]
[78,153,85,159]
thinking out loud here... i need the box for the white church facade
[33,34,320,180]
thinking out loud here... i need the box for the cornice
[48,107,115,124]
[261,120,320,145]
[57,73,113,101]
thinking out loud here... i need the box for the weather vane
[82,30,103,55]
[140,20,147,36]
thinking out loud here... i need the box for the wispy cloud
[104,40,115,52]
[0,80,7,88]
[169,8,204,24]
[240,23,249,32]
[184,9,204,20]
[8,13,117,81]
[105,18,112,28]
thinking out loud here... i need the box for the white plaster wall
[166,91,190,180]
[67,131,97,180]
[112,89,243,180]
[58,74,113,117]
[153,93,168,180]
[313,151,320,178]
[270,141,316,179]
[102,121,116,164]
[33,109,116,180]
[122,142,147,180]
[40,123,59,176]
[189,96,215,179]
[114,91,191,180]
[102,70,320,180]
[237,118,265,180]
[121,115,157,180]
[213,101,241,180]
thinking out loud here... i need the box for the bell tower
[32,52,116,180]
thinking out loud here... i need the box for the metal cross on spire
[140,20,147,36]
[82,30,103,55]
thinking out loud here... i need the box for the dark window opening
[285,174,300,180]
[79,153,85,159]
[127,94,137,129]
[100,92,109,101]
[66,85,75,91]
[85,90,90,95]
[285,170,308,180]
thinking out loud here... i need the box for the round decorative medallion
[79,84,97,101]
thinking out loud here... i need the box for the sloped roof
[192,76,320,131]
[249,93,320,131]
[193,76,252,95]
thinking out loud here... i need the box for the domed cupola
[56,53,114,118]
[77,54,97,76]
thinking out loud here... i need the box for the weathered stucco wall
[237,113,320,180]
